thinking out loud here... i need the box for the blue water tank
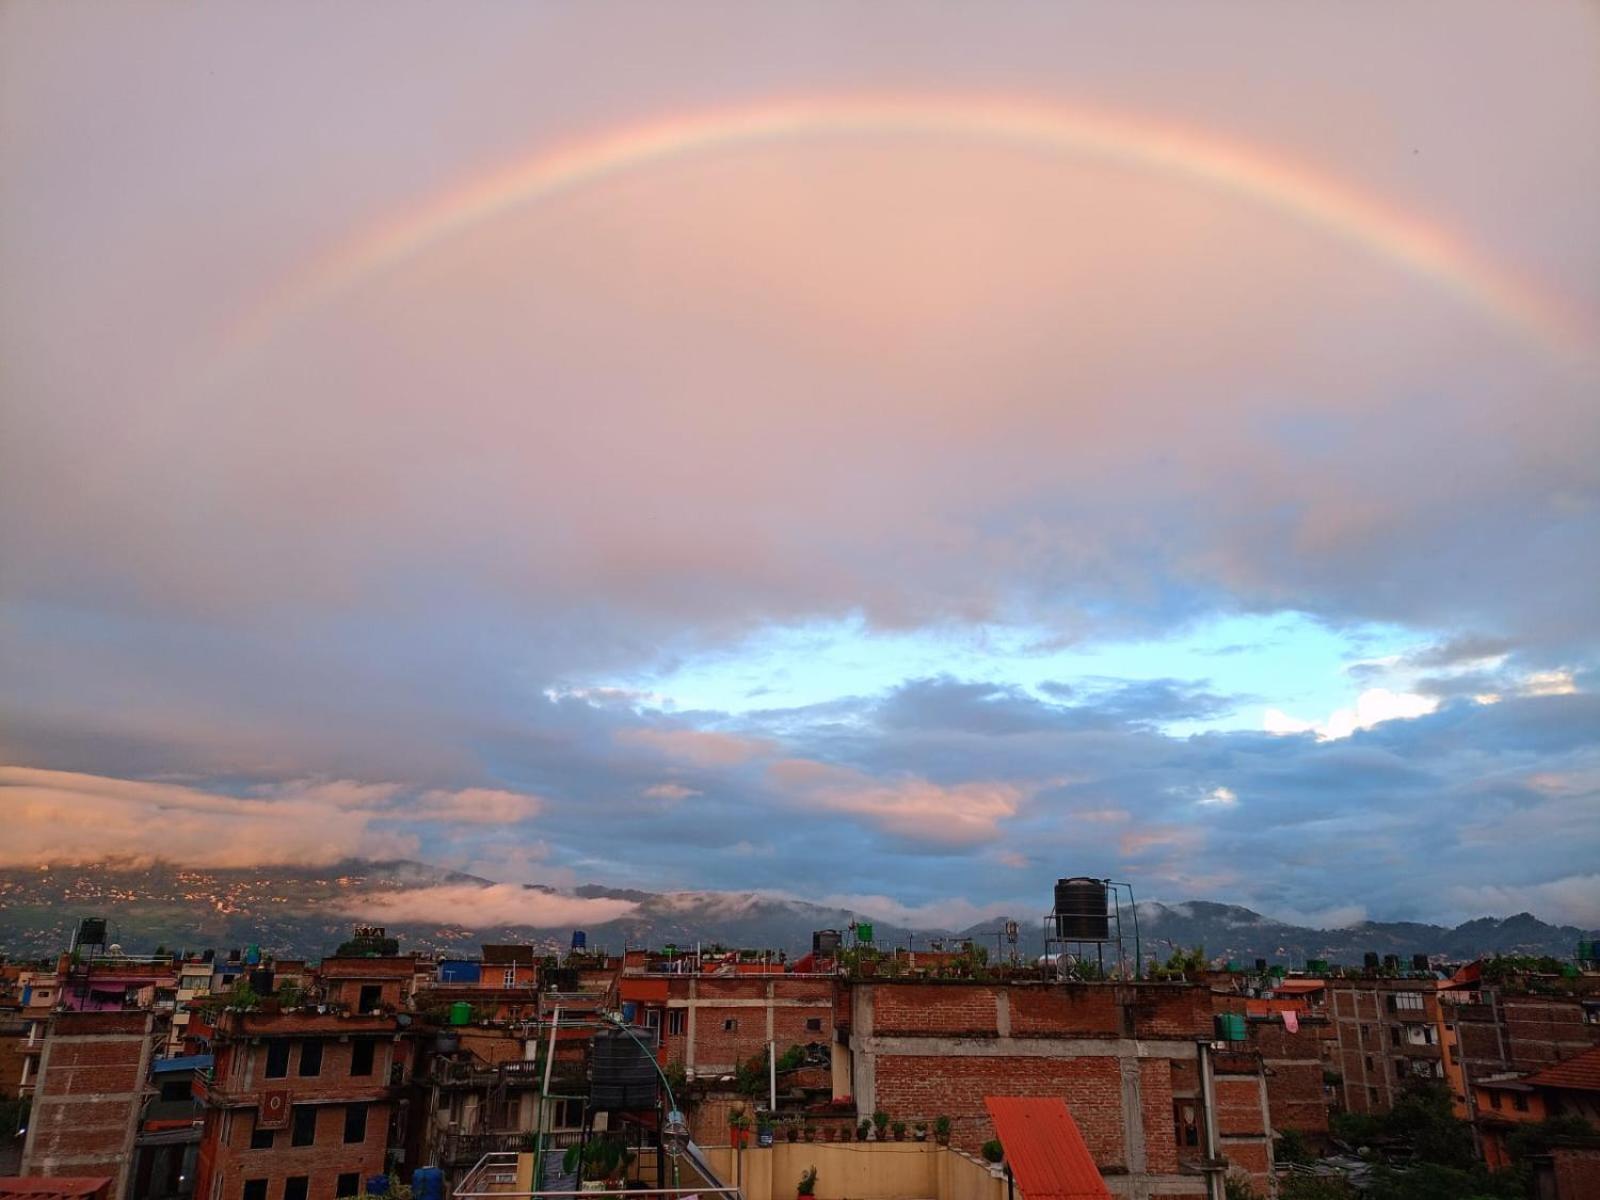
[621,1001,639,1023]
[244,945,262,966]
[366,1178,389,1196]
[412,1168,444,1200]
[572,930,587,950]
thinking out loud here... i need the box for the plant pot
[786,1129,799,1143]
[893,1131,905,1141]
[803,1129,815,1142]
[935,1134,949,1146]
[730,1128,750,1149]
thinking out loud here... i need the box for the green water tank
[1214,1013,1247,1043]
[448,1001,473,1026]
[856,922,874,943]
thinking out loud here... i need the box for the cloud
[411,787,544,824]
[333,883,638,928]
[1265,688,1438,740]
[816,892,1018,931]
[1445,874,1600,927]
[768,758,1023,846]
[616,729,775,767]
[1198,786,1238,808]
[0,764,415,868]
[643,782,701,801]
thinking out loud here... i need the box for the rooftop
[1525,1045,1600,1093]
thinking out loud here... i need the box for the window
[1389,1028,1401,1047]
[299,1039,323,1077]
[250,1123,275,1150]
[1490,1091,1502,1110]
[1364,1056,1374,1071]
[243,1181,268,1200]
[350,1039,375,1077]
[503,968,516,988]
[161,1079,192,1102]
[667,1010,686,1036]
[358,985,381,1013]
[723,1018,738,1032]
[1393,992,1424,1011]
[1513,1093,1529,1113]
[806,1018,823,1032]
[645,1008,662,1031]
[554,1098,584,1129]
[1173,1101,1199,1148]
[336,1175,360,1199]
[265,1041,291,1078]
[344,1103,368,1144]
[283,1178,308,1200]
[292,1106,317,1147]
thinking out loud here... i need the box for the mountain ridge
[0,859,1590,964]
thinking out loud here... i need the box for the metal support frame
[1041,879,1141,980]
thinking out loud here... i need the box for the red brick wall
[202,1101,393,1200]
[1550,1146,1600,1200]
[1140,1058,1178,1173]
[871,986,999,1037]
[1009,987,1118,1037]
[1213,1077,1266,1137]
[873,1055,1126,1166]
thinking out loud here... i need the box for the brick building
[619,971,834,1079]
[1330,978,1445,1113]
[191,1009,412,1200]
[1440,970,1600,1122]
[21,1010,164,1199]
[841,980,1273,1197]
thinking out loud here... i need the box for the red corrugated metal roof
[984,1097,1110,1200]
[1273,979,1326,994]
[1525,1045,1600,1093]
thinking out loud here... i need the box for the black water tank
[77,918,107,945]
[249,969,275,995]
[1255,959,1268,973]
[1053,878,1109,941]
[1412,954,1430,972]
[1363,952,1380,971]
[1382,954,1400,972]
[590,1028,660,1110]
[813,929,841,956]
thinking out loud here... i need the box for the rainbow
[220,95,1591,367]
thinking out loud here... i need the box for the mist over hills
[0,859,1590,966]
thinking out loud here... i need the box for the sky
[2,2,1598,931]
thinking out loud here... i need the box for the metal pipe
[768,1039,776,1113]
[1196,1040,1225,1200]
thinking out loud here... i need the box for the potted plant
[757,1117,775,1148]
[786,1118,800,1143]
[796,1168,817,1200]
[803,1124,816,1142]
[891,1121,906,1142]
[981,1140,1004,1165]
[729,1106,752,1149]
[856,1120,870,1142]
[872,1110,889,1140]
[913,1122,927,1142]
[933,1115,952,1147]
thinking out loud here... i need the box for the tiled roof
[1525,1045,1600,1093]
[984,1096,1110,1200]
